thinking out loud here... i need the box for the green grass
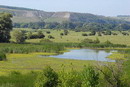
[15,29,130,46]
[0,52,97,75]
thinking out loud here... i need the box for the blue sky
[0,0,130,16]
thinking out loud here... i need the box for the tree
[12,30,26,43]
[0,13,13,42]
[27,31,32,39]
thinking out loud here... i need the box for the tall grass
[0,42,126,54]
[0,43,64,53]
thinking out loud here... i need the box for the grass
[0,52,96,76]
[107,52,127,60]
[16,29,130,46]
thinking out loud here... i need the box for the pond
[43,49,116,62]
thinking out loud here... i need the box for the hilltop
[0,5,129,24]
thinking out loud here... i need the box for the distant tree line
[13,21,130,31]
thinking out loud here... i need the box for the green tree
[27,31,32,39]
[0,13,13,42]
[12,30,26,43]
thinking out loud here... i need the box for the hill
[115,15,130,22]
[0,5,130,24]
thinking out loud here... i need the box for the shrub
[0,53,6,61]
[60,33,64,36]
[46,31,51,34]
[104,40,112,44]
[82,33,88,36]
[94,38,100,44]
[81,66,99,87]
[97,32,102,36]
[40,39,53,43]
[48,35,55,39]
[82,38,94,44]
[34,66,58,87]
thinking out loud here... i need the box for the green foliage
[0,43,64,53]
[94,38,100,44]
[89,31,96,36]
[81,66,99,87]
[0,13,12,42]
[40,39,53,43]
[104,40,112,44]
[37,30,45,38]
[46,31,51,34]
[59,71,81,87]
[82,38,94,44]
[105,30,112,35]
[64,30,69,35]
[82,33,88,36]
[12,30,26,43]
[48,35,55,39]
[0,71,37,87]
[82,38,100,44]
[35,66,58,87]
[0,53,6,61]
[26,31,32,39]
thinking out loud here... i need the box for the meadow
[0,28,130,87]
[15,28,130,46]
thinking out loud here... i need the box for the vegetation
[12,30,26,43]
[14,22,130,31]
[0,13,12,42]
[0,53,6,61]
[0,11,130,87]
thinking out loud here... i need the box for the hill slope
[0,5,129,24]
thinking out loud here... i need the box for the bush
[0,53,6,61]
[60,33,64,36]
[40,39,53,43]
[81,66,99,87]
[35,66,58,87]
[48,35,55,39]
[82,33,88,36]
[82,38,94,44]
[46,31,51,34]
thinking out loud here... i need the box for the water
[46,49,116,62]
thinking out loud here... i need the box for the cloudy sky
[0,0,130,16]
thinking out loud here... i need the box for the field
[0,28,130,87]
[0,52,97,76]
[14,28,130,46]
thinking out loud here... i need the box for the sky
[0,0,130,16]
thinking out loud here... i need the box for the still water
[48,49,116,62]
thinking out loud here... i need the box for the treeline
[13,21,130,31]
